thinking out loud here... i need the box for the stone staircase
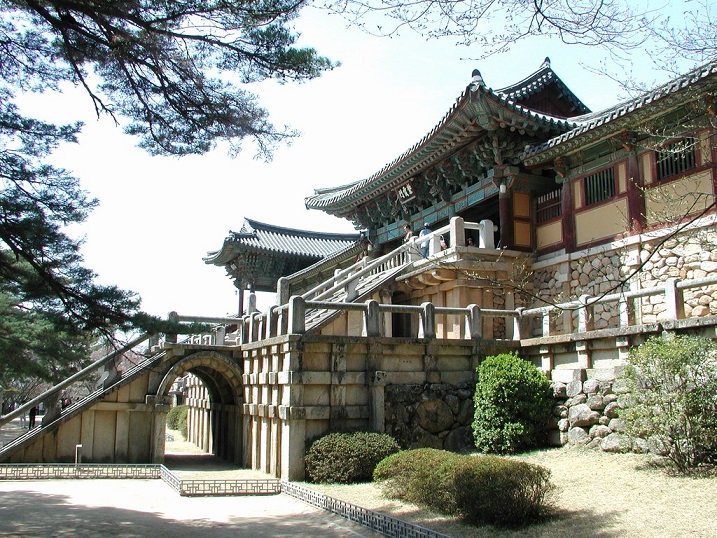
[303,264,408,333]
[0,340,165,463]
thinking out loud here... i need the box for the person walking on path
[28,406,37,429]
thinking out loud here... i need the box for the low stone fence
[0,463,281,497]
[282,481,451,538]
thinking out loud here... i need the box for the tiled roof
[204,218,362,265]
[305,60,580,213]
[497,57,590,114]
[524,58,717,163]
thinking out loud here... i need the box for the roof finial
[541,57,551,69]
[471,69,485,87]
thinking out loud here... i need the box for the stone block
[586,366,624,382]
[612,378,630,394]
[583,379,600,394]
[551,369,586,384]
[587,394,605,411]
[604,402,620,418]
[601,433,632,453]
[568,426,590,446]
[568,403,600,427]
[566,380,584,398]
[550,381,567,398]
[608,418,627,432]
[589,424,611,439]
[444,426,474,451]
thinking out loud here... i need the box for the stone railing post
[165,311,178,343]
[288,295,306,334]
[248,313,258,342]
[542,310,551,337]
[407,237,421,262]
[513,307,524,340]
[363,300,381,337]
[277,277,290,305]
[345,277,358,302]
[450,216,465,247]
[465,304,482,339]
[267,305,280,337]
[618,295,630,327]
[239,316,249,344]
[214,325,226,345]
[578,295,592,332]
[418,302,436,339]
[478,219,497,249]
[664,278,685,319]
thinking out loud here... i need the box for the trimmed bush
[452,455,554,525]
[166,404,188,438]
[373,448,555,526]
[374,448,463,514]
[305,431,400,484]
[623,334,717,473]
[473,352,552,454]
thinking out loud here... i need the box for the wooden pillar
[626,150,645,233]
[498,187,512,249]
[236,278,244,317]
[561,179,575,253]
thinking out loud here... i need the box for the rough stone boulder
[601,433,632,453]
[568,403,601,427]
[416,399,454,434]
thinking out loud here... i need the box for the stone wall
[638,232,717,321]
[384,382,475,452]
[532,223,717,337]
[549,367,638,453]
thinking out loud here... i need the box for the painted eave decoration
[304,58,586,217]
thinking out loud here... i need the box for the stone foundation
[384,382,475,451]
[549,367,638,453]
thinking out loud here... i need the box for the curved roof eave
[523,59,717,165]
[203,218,362,266]
[305,83,576,213]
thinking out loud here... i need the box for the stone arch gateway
[154,351,244,464]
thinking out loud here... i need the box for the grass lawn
[307,447,717,537]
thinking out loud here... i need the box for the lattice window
[657,137,697,180]
[536,189,562,223]
[584,167,615,206]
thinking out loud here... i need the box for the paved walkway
[0,416,31,447]
[0,421,383,537]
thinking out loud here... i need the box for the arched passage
[155,351,243,464]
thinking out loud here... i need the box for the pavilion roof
[305,59,586,216]
[204,218,362,266]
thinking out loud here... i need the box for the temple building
[5,58,717,482]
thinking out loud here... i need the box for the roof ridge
[242,217,360,241]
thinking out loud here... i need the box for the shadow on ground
[0,483,379,537]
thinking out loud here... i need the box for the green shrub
[305,431,400,484]
[623,334,717,473]
[166,405,188,438]
[374,448,463,514]
[373,448,555,526]
[473,352,552,454]
[453,455,554,525]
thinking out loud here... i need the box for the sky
[15,2,699,319]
